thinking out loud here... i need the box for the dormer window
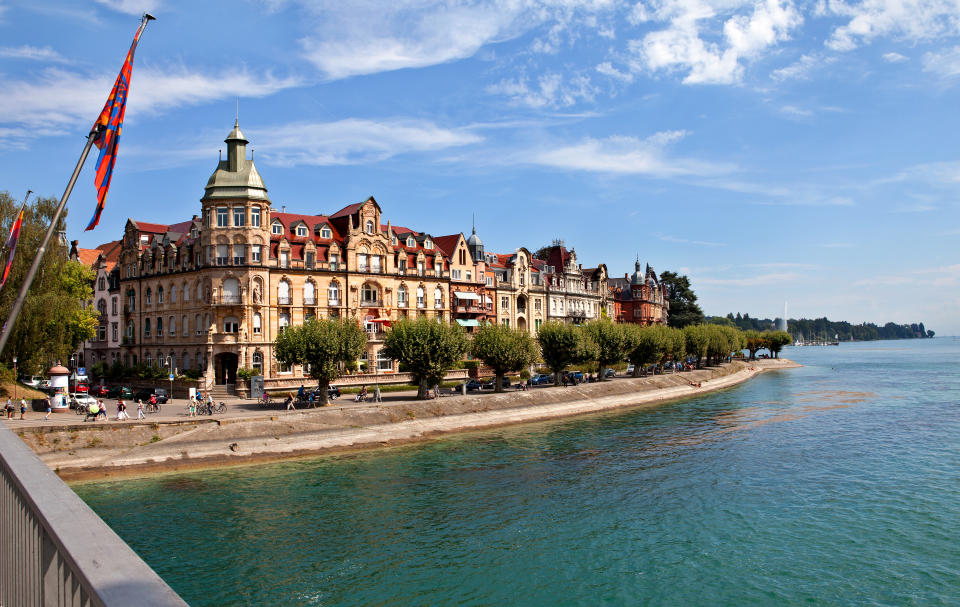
[296,225,307,237]
[406,236,416,247]
[320,227,332,239]
[424,239,432,249]
[271,220,283,235]
[391,235,397,246]
[365,220,374,234]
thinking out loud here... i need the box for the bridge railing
[0,423,188,607]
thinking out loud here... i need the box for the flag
[0,207,25,288]
[87,15,153,231]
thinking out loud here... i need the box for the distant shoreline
[12,359,800,482]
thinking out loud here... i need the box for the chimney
[69,240,79,261]
[282,205,286,213]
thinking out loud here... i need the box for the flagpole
[0,131,98,357]
[0,189,33,297]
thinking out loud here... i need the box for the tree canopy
[471,324,537,392]
[382,317,468,399]
[536,321,596,383]
[584,319,629,380]
[660,271,705,328]
[0,192,97,373]
[273,318,366,405]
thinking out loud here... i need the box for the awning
[484,296,493,304]
[454,291,480,300]
[456,319,480,327]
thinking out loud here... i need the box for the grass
[0,380,47,400]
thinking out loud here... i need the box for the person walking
[44,396,52,420]
[137,400,145,420]
[374,385,382,403]
[20,398,27,420]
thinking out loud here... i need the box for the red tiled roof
[330,202,363,218]
[432,234,462,257]
[76,248,101,267]
[132,221,170,233]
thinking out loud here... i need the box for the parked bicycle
[198,401,227,415]
[145,402,161,414]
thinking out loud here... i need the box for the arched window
[146,353,152,367]
[145,288,152,305]
[157,286,164,304]
[271,220,283,235]
[253,312,262,335]
[125,321,134,338]
[182,353,190,370]
[195,352,203,370]
[168,315,175,335]
[156,316,163,335]
[365,219,374,234]
[303,281,316,305]
[204,314,210,334]
[252,351,263,373]
[97,299,106,316]
[144,318,151,336]
[278,280,291,305]
[223,316,239,333]
[361,283,379,305]
[278,312,290,333]
[416,286,425,308]
[222,278,240,304]
[434,286,443,309]
[397,285,408,307]
[170,285,176,303]
[194,314,201,335]
[328,281,340,305]
[182,315,188,336]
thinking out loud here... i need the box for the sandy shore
[7,358,800,481]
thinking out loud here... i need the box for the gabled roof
[432,234,463,257]
[131,220,169,234]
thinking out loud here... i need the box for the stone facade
[609,260,669,325]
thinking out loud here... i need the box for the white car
[70,394,97,410]
[21,376,42,387]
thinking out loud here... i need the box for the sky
[0,0,958,334]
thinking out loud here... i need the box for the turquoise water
[74,339,960,606]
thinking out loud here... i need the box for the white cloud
[629,0,803,85]
[697,272,802,286]
[780,104,813,116]
[249,119,483,166]
[882,51,908,62]
[596,61,634,82]
[93,0,161,15]
[771,53,829,81]
[825,0,960,51]
[0,67,301,144]
[487,72,597,108]
[658,234,727,246]
[922,46,960,78]
[295,1,618,80]
[0,45,69,63]
[526,130,733,176]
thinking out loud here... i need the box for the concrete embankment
[13,359,800,481]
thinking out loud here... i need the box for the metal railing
[0,424,188,606]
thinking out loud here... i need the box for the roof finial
[219,149,222,161]
[235,97,239,126]
[472,213,476,235]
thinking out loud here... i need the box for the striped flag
[0,207,25,288]
[87,15,153,231]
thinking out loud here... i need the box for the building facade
[608,260,669,325]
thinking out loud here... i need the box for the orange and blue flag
[87,15,153,231]
[1,207,25,288]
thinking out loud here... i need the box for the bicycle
[75,403,89,415]
[258,394,271,409]
[145,402,161,414]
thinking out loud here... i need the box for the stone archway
[214,352,238,385]
[517,316,527,332]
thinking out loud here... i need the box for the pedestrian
[117,400,129,421]
[20,398,27,420]
[5,398,13,419]
[189,400,196,417]
[374,385,382,403]
[44,396,52,420]
[285,394,296,410]
[137,400,145,420]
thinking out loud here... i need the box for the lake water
[74,338,960,606]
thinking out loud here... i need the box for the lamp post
[12,356,17,400]
[69,354,76,398]
[166,356,173,403]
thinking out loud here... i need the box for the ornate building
[487,248,547,334]
[537,241,609,325]
[608,259,669,325]
[111,121,463,392]
[73,240,122,369]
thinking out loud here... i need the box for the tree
[744,330,767,360]
[625,325,665,376]
[683,324,710,368]
[767,331,792,358]
[0,192,98,373]
[382,318,468,399]
[536,321,593,384]
[274,318,366,405]
[471,324,538,393]
[584,319,629,380]
[659,271,705,328]
[663,326,687,369]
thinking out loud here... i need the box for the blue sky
[1,0,958,333]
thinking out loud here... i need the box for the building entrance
[214,352,238,385]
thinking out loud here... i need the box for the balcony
[328,298,341,307]
[212,294,242,305]
[277,296,292,305]
[360,299,381,308]
[435,303,444,309]
[303,297,316,305]
[398,300,408,308]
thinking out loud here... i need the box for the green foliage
[274,318,367,405]
[0,192,98,372]
[382,318,468,399]
[583,319,629,381]
[722,313,933,341]
[660,271,704,328]
[682,325,710,367]
[181,369,202,380]
[89,360,108,380]
[536,321,596,382]
[767,331,792,358]
[471,324,537,392]
[236,367,255,381]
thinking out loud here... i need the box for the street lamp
[166,356,174,403]
[12,356,17,400]
[69,354,76,398]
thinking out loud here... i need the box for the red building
[608,259,669,325]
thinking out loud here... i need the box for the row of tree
[274,317,776,404]
[711,313,934,341]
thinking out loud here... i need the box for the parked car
[482,377,512,390]
[626,364,635,375]
[108,386,133,399]
[134,387,169,404]
[20,376,42,388]
[74,381,89,393]
[567,371,584,383]
[88,384,110,397]
[37,379,51,390]
[309,386,341,401]
[69,393,97,410]
[529,374,553,385]
[604,368,616,378]
[461,379,483,391]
